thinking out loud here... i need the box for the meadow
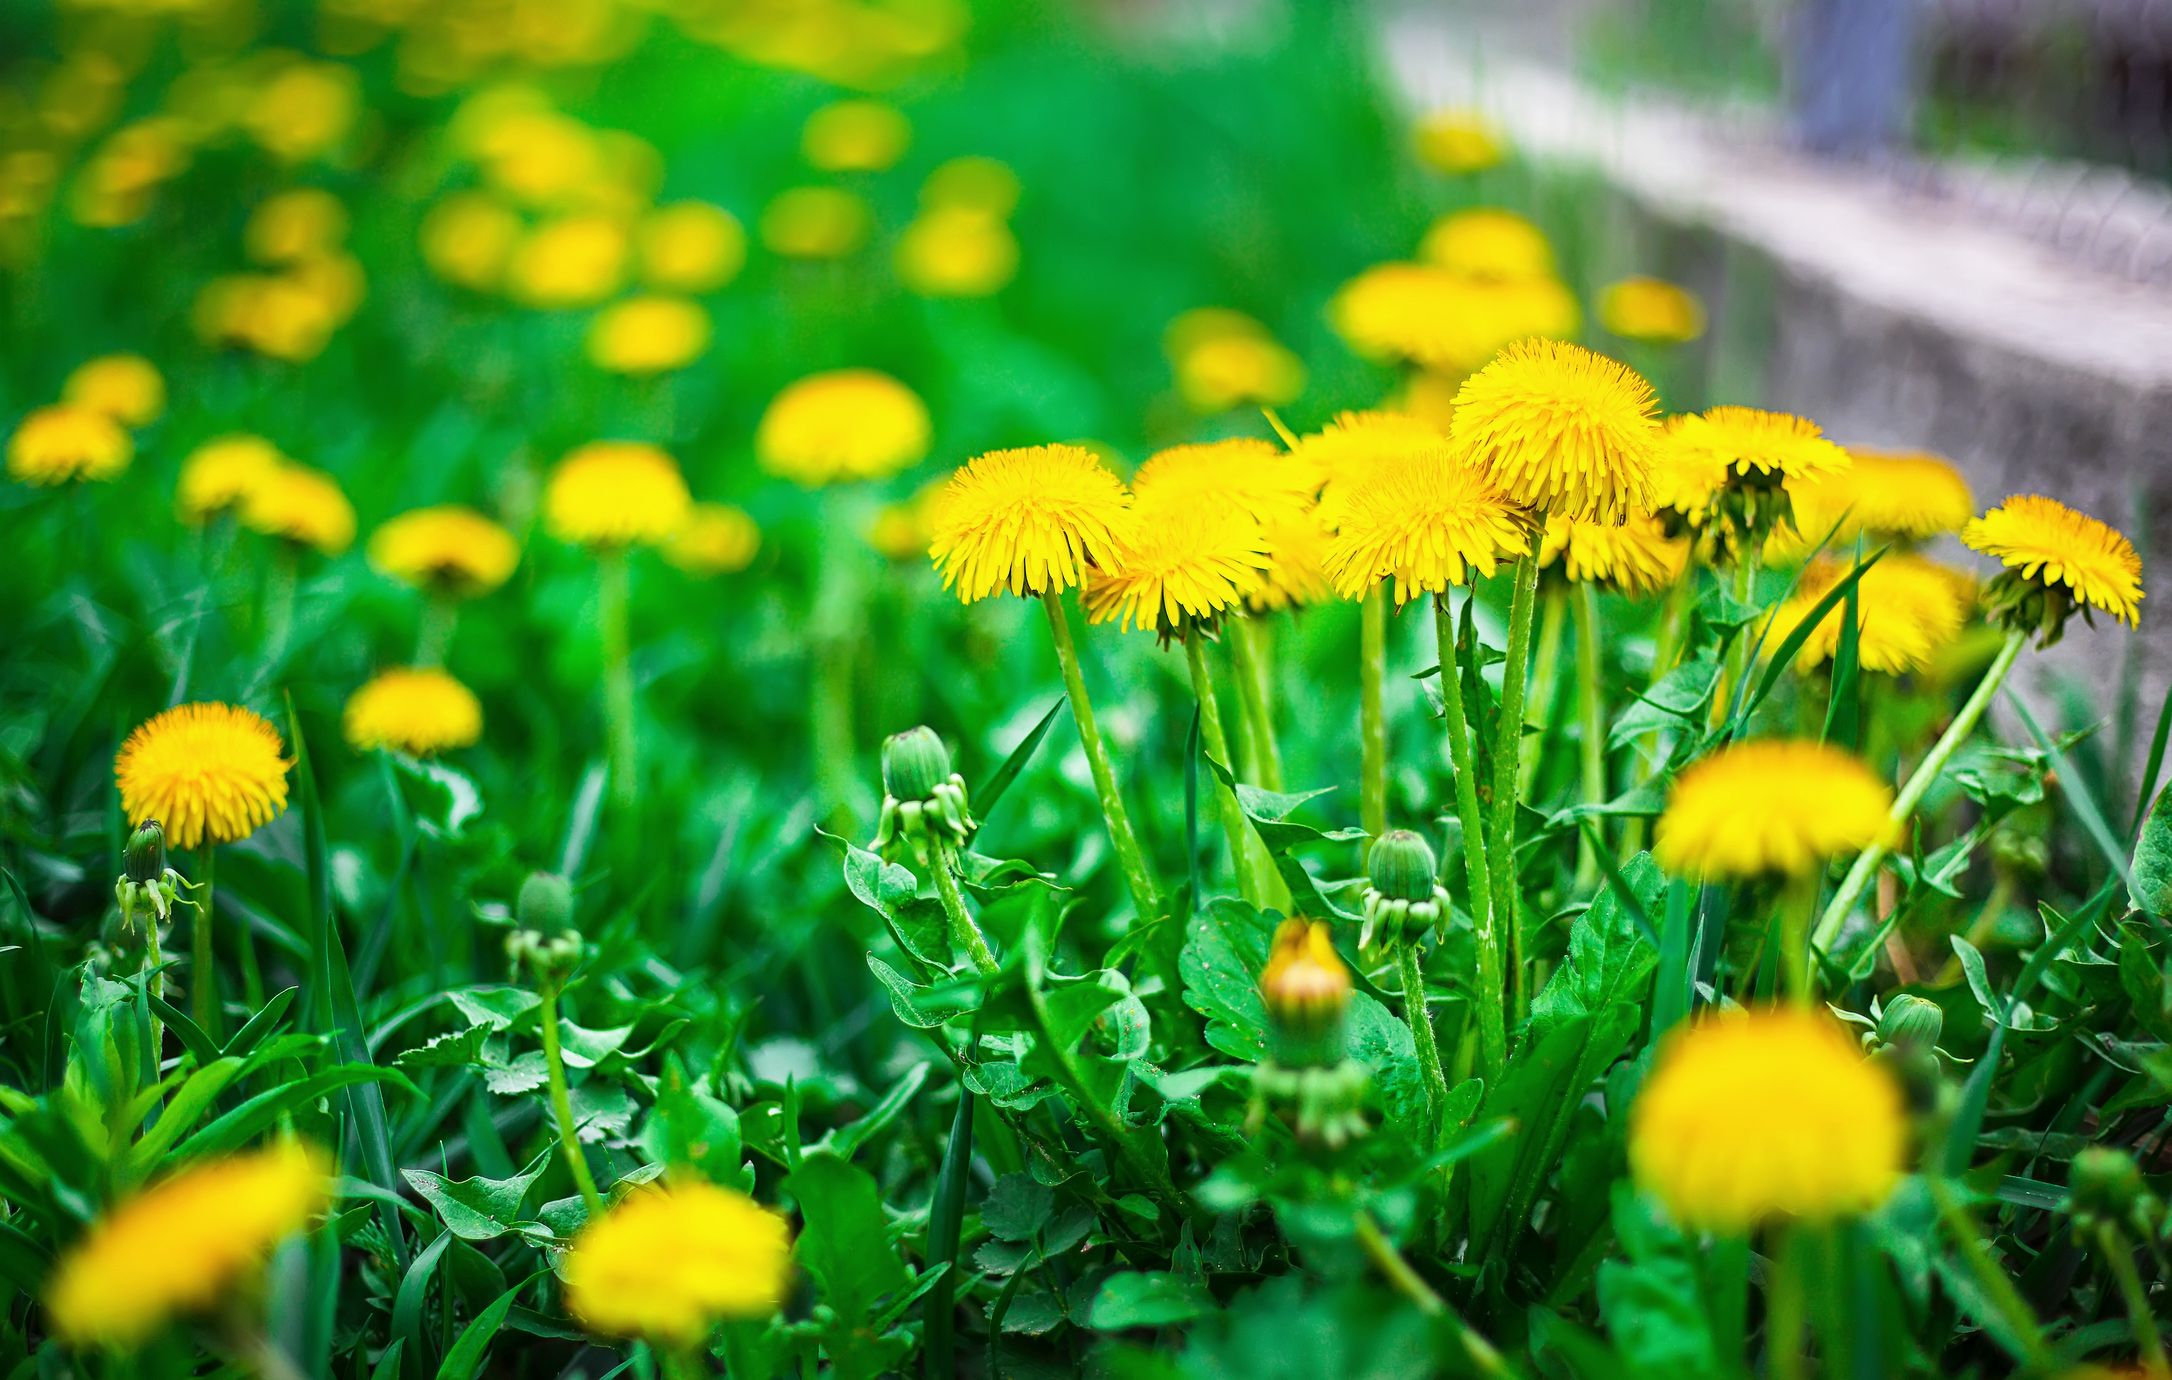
[0,1,2168,1377]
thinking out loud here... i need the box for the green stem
[1520,584,1566,795]
[1930,1177,2052,1368]
[1039,589,1161,924]
[2100,1222,2171,1379]
[659,1344,707,1380]
[1435,594,1502,1079]
[1360,586,1389,839]
[931,842,1000,978]
[1719,541,1760,722]
[1812,629,2027,954]
[1227,616,1284,791]
[1621,573,1696,859]
[1571,582,1607,888]
[1186,634,1269,905]
[413,594,457,669]
[145,915,165,1073]
[1486,554,1541,1024]
[1782,871,1820,1005]
[541,988,607,1218]
[1768,1227,1807,1380]
[1396,939,1449,1149]
[597,549,638,816]
[1352,1214,1518,1379]
[194,847,219,1039]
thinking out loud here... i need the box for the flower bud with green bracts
[872,725,975,862]
[113,819,194,932]
[1358,828,1450,952]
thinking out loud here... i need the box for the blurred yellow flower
[930,443,1137,603]
[192,274,340,362]
[586,295,712,376]
[1599,276,1705,344]
[1647,415,1727,528]
[920,155,1021,216]
[802,98,910,172]
[666,503,762,576]
[117,702,291,849]
[1538,512,1687,596]
[1631,1009,1903,1232]
[1786,448,1974,549]
[1413,107,1506,175]
[546,441,691,548]
[759,186,872,260]
[70,118,190,228]
[1169,326,1304,413]
[1654,739,1892,878]
[62,354,165,428]
[421,192,524,293]
[288,252,367,324]
[1259,917,1351,1030]
[477,109,603,209]
[636,202,746,294]
[6,404,132,485]
[45,1141,328,1348]
[756,369,930,486]
[1331,262,1577,376]
[866,479,948,563]
[564,1180,791,1344]
[1296,410,1444,492]
[243,61,359,163]
[1083,503,1269,638]
[344,667,483,755]
[241,463,356,555]
[368,505,519,597]
[1764,554,1969,675]
[894,206,1018,297]
[246,188,349,265]
[507,213,631,309]
[179,435,285,523]
[1453,340,1659,524]
[1248,507,1335,612]
[1133,438,1316,530]
[1963,495,2142,627]
[1322,445,1528,603]
[1418,208,1553,281]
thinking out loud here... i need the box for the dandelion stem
[1572,582,1608,888]
[1352,1212,1518,1379]
[1039,589,1161,924]
[145,913,166,1072]
[1227,615,1284,791]
[1521,585,1566,795]
[1719,542,1761,722]
[1930,1176,2052,1368]
[413,594,457,669]
[1486,554,1541,1024]
[1812,629,2027,957]
[540,987,607,1219]
[931,842,1000,978]
[1396,938,1449,1148]
[194,846,219,1039]
[1768,1228,1808,1380]
[1782,871,1820,1005]
[2100,1221,2171,1380]
[1185,634,1269,905]
[1434,594,1502,1079]
[597,549,638,816]
[1360,586,1389,839]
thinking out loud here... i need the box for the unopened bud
[1359,829,1451,951]
[125,820,167,886]
[2070,1147,2148,1231]
[881,726,953,802]
[872,725,974,860]
[1260,919,1350,1067]
[1874,995,1944,1055]
[517,872,575,933]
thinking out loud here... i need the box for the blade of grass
[923,1088,975,1379]
[1821,564,1863,750]
[975,695,1066,817]
[1728,546,1886,737]
[2130,678,2172,839]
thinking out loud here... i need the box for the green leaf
[435,1272,538,1380]
[172,1064,417,1161]
[865,955,980,1029]
[395,1025,489,1073]
[2128,786,2171,920]
[447,987,541,1032]
[638,1057,749,1191]
[1729,547,1886,734]
[827,1062,930,1162]
[981,1172,1054,1242]
[784,1148,910,1317]
[400,1149,551,1241]
[977,695,1065,816]
[1089,1271,1214,1329]
[1528,854,1664,1044]
[1178,898,1272,1062]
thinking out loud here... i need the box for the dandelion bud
[114,819,188,932]
[881,726,951,802]
[871,725,974,860]
[517,872,575,933]
[2069,1146,2156,1236]
[1260,919,1350,1067]
[1873,995,1943,1055]
[1359,829,1450,951]
[125,820,167,886]
[508,926,583,990]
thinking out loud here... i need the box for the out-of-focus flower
[1322,444,1527,603]
[344,667,483,755]
[368,505,519,597]
[70,118,191,227]
[1418,208,1553,281]
[1785,449,1974,549]
[1330,262,1578,376]
[62,354,165,428]
[545,441,691,548]
[242,464,356,554]
[755,369,930,486]
[476,109,603,209]
[563,1181,791,1345]
[894,206,1017,297]
[243,60,359,163]
[287,252,367,324]
[1539,512,1688,596]
[636,202,746,294]
[192,275,341,362]
[867,479,947,563]
[1654,739,1892,878]
[802,99,910,172]
[421,192,524,293]
[1298,410,1444,494]
[1599,276,1705,344]
[1453,340,1659,525]
[1763,553,1969,675]
[1413,107,1507,174]
[507,213,630,308]
[920,155,1020,216]
[1133,438,1316,530]
[929,444,1136,603]
[117,703,291,849]
[7,404,132,485]
[1162,310,1305,413]
[246,188,349,265]
[179,436,285,523]
[759,186,872,260]
[666,503,761,576]
[1083,504,1269,639]
[586,296,711,376]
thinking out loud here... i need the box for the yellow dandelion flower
[1654,739,1893,878]
[46,1141,330,1348]
[755,369,930,486]
[1678,405,1851,485]
[1334,264,1576,375]
[666,503,761,576]
[1647,414,1728,528]
[585,295,711,376]
[1322,445,1529,604]
[1172,331,1305,413]
[476,110,603,209]
[116,703,291,849]
[929,443,1137,603]
[1413,107,1507,174]
[1786,448,1975,552]
[367,505,519,598]
[193,274,340,363]
[245,188,348,266]
[1249,506,1335,611]
[1418,208,1554,281]
[178,435,285,524]
[243,61,357,164]
[1598,276,1706,344]
[563,1180,791,1345]
[920,155,1021,217]
[759,186,872,260]
[1132,438,1318,530]
[1452,339,1660,524]
[7,403,131,485]
[343,668,483,755]
[1963,494,2143,627]
[287,252,367,326]
[1082,502,1269,638]
[241,463,355,555]
[1764,554,1969,675]
[1538,512,1688,596]
[1297,410,1445,491]
[62,354,165,428]
[420,191,524,293]
[507,214,630,309]
[894,206,1019,298]
[1630,1009,1904,1232]
[802,98,910,172]
[545,441,691,548]
[866,479,947,563]
[1258,917,1351,1029]
[636,201,746,294]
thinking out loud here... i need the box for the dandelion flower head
[1132,438,1319,530]
[585,295,712,376]
[368,505,520,598]
[1451,339,1659,524]
[637,201,746,294]
[755,369,931,486]
[1322,444,1529,603]
[62,353,165,427]
[1963,494,2142,627]
[1679,406,1851,487]
[1418,208,1554,281]
[802,99,910,172]
[178,435,285,523]
[344,668,484,756]
[1764,553,1969,676]
[1599,276,1705,344]
[545,441,692,548]
[1413,107,1507,174]
[563,1180,791,1344]
[928,443,1137,603]
[1654,738,1893,879]
[116,702,291,850]
[1082,498,1269,639]
[8,405,132,485]
[1539,511,1688,596]
[666,503,762,576]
